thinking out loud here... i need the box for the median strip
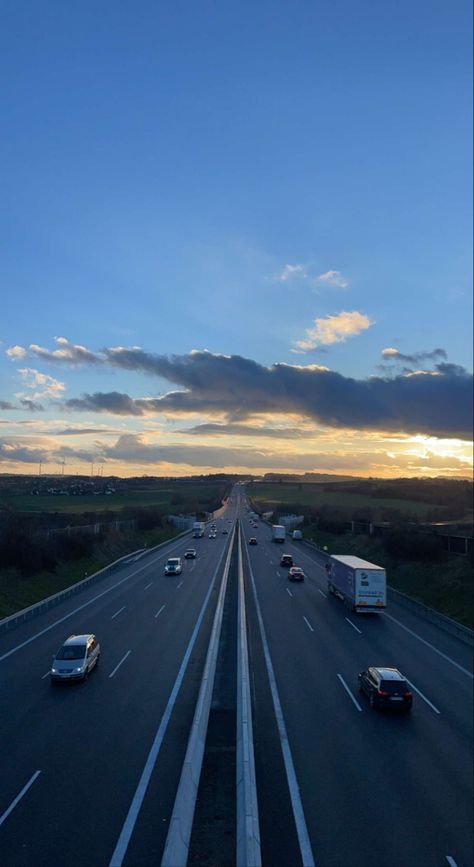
[236,523,261,866]
[161,525,236,866]
[244,538,316,867]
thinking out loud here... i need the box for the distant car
[51,634,100,683]
[280,554,293,567]
[249,537,257,545]
[222,529,228,534]
[288,566,305,581]
[358,667,413,712]
[209,532,216,538]
[165,557,182,575]
[184,549,197,559]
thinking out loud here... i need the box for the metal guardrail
[0,530,190,637]
[387,586,474,645]
[301,538,473,646]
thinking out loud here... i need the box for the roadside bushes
[384,529,446,561]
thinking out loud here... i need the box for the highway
[0,486,472,866]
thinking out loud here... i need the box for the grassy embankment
[249,482,473,629]
[0,480,227,620]
[0,524,184,620]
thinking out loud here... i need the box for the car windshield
[56,645,86,660]
[168,559,179,566]
[381,679,408,693]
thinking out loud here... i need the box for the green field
[0,483,224,514]
[248,482,444,517]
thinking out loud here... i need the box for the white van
[165,557,182,575]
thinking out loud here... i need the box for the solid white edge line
[446,856,458,866]
[144,582,153,590]
[405,677,441,714]
[344,617,362,635]
[108,650,131,679]
[244,539,316,867]
[176,581,183,589]
[337,674,363,712]
[161,524,236,867]
[317,589,327,598]
[236,524,262,867]
[154,605,166,619]
[41,670,51,679]
[0,771,41,828]
[109,533,233,867]
[286,588,293,598]
[0,539,187,664]
[303,616,314,633]
[384,613,473,679]
[111,606,126,620]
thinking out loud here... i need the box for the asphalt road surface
[0,488,472,867]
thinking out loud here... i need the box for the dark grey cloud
[381,347,448,364]
[54,427,119,436]
[19,341,473,440]
[64,350,472,440]
[65,392,146,416]
[178,423,317,439]
[103,434,355,470]
[0,437,94,465]
[28,339,103,365]
[19,399,45,412]
[0,439,48,464]
[0,400,16,410]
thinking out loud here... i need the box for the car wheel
[369,693,375,708]
[95,654,100,668]
[82,668,89,682]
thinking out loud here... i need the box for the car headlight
[51,668,58,674]
[74,666,85,673]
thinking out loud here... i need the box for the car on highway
[288,566,305,581]
[249,537,257,545]
[165,557,182,575]
[358,667,413,711]
[222,529,228,534]
[51,634,100,683]
[209,532,216,538]
[280,553,293,567]
[184,549,197,559]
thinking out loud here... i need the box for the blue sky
[1,1,472,477]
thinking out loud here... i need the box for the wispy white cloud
[5,345,27,360]
[276,263,308,282]
[16,368,66,400]
[317,270,349,289]
[294,311,373,351]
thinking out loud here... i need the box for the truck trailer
[271,524,286,542]
[192,521,205,538]
[327,555,386,613]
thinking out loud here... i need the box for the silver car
[51,634,100,683]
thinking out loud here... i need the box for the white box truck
[327,555,386,613]
[272,525,286,542]
[192,521,205,538]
